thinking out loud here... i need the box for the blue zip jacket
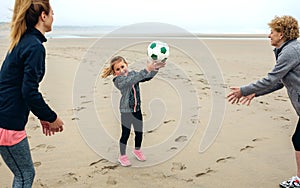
[0,27,57,131]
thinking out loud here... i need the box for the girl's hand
[154,61,166,69]
[146,60,166,72]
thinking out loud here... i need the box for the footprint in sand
[31,144,46,151]
[216,156,235,163]
[46,145,56,152]
[195,168,215,177]
[171,162,186,171]
[272,116,290,121]
[81,100,92,104]
[89,159,108,166]
[258,101,269,105]
[168,147,178,152]
[274,95,288,102]
[280,116,290,121]
[274,98,288,102]
[34,162,42,167]
[102,165,118,170]
[37,144,46,148]
[190,118,199,124]
[175,136,187,143]
[73,106,86,112]
[92,165,119,176]
[31,144,56,152]
[240,145,254,152]
[239,138,268,152]
[163,119,175,124]
[252,137,268,142]
[147,130,154,133]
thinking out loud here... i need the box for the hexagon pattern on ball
[147,40,170,63]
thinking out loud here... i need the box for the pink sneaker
[118,155,131,167]
[133,149,146,161]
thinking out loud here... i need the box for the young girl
[0,0,64,187]
[102,56,165,166]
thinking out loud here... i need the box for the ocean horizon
[0,23,269,40]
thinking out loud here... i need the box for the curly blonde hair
[268,15,299,41]
[101,56,128,78]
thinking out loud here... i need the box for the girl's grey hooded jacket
[113,69,157,113]
[241,39,300,116]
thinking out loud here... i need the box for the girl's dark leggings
[120,111,143,155]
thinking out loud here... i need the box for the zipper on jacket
[132,84,137,112]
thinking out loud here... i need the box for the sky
[0,0,300,34]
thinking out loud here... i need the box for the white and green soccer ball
[147,40,170,63]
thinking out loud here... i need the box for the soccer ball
[147,40,169,62]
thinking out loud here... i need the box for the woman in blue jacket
[0,0,64,187]
[228,15,300,188]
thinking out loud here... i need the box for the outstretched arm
[114,61,166,89]
[227,87,256,106]
[141,61,166,82]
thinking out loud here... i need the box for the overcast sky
[1,0,300,33]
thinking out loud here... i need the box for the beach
[0,31,298,188]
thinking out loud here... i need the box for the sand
[0,34,298,188]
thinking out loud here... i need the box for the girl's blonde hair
[9,0,51,52]
[268,15,299,41]
[101,56,128,78]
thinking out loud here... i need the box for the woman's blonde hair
[101,56,127,78]
[268,15,299,41]
[9,0,51,52]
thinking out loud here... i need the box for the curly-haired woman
[228,15,300,187]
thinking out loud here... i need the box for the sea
[0,23,269,40]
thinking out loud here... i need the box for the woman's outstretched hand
[227,87,255,105]
[227,87,242,104]
[240,93,255,106]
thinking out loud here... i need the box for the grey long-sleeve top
[113,69,157,113]
[240,39,300,116]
